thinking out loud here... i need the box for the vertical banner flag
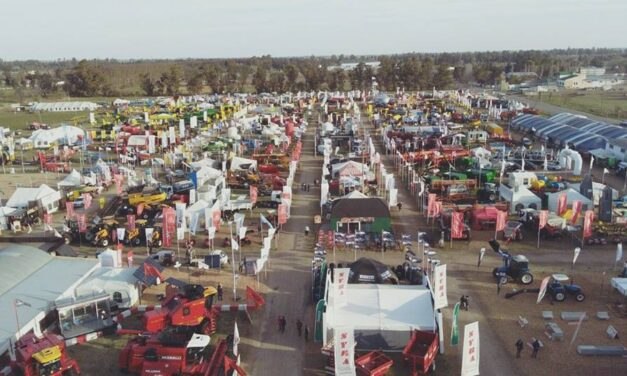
[537,276,551,304]
[433,201,442,218]
[212,209,222,231]
[127,251,133,267]
[477,248,486,267]
[583,210,594,238]
[189,189,196,205]
[116,228,126,243]
[427,193,436,218]
[44,213,52,225]
[145,228,154,244]
[617,243,623,265]
[461,322,480,376]
[77,213,87,233]
[65,201,75,219]
[433,264,448,309]
[334,268,349,307]
[451,212,464,239]
[239,226,247,240]
[169,126,175,144]
[451,302,460,345]
[148,135,156,154]
[179,119,185,138]
[573,247,581,266]
[557,192,567,216]
[177,226,186,241]
[496,210,507,232]
[190,213,200,235]
[127,214,136,231]
[327,230,335,249]
[278,204,288,225]
[249,185,258,205]
[333,327,356,376]
[571,200,582,224]
[82,193,92,209]
[538,210,548,229]
[233,322,240,357]
[162,206,176,247]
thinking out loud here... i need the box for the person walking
[305,226,310,236]
[277,315,284,333]
[515,339,524,358]
[531,338,541,358]
[460,295,469,311]
[280,316,287,333]
[217,283,223,301]
[304,325,309,341]
[296,320,303,337]
[397,202,402,211]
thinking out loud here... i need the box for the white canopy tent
[323,284,435,351]
[29,125,86,147]
[499,185,542,213]
[57,169,83,190]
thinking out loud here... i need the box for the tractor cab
[509,255,529,271]
[547,273,585,302]
[32,346,62,375]
[490,239,534,285]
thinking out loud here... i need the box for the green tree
[140,73,156,96]
[157,66,181,95]
[418,58,434,89]
[38,73,56,96]
[284,64,299,91]
[268,71,286,92]
[64,60,107,96]
[253,66,268,93]
[433,65,453,89]
[187,73,204,94]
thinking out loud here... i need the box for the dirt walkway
[369,119,522,376]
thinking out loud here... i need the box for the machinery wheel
[575,293,586,302]
[85,231,95,242]
[488,193,496,201]
[63,234,72,245]
[520,273,533,285]
[133,238,141,246]
[155,240,163,247]
[492,268,499,277]
[499,276,508,285]
[554,292,565,302]
[101,239,109,247]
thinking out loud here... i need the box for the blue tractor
[547,274,585,302]
[489,240,534,285]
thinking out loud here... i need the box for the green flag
[451,302,460,345]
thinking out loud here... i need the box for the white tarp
[324,284,435,351]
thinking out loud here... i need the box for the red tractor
[142,284,218,335]
[118,330,245,376]
[12,332,80,376]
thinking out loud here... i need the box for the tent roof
[325,284,435,332]
[341,190,368,199]
[57,169,82,188]
[6,184,58,208]
[331,198,390,219]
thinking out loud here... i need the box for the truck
[12,332,80,376]
[160,180,195,199]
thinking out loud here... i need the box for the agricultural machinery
[489,240,534,285]
[118,330,245,376]
[547,274,585,302]
[11,332,80,376]
[503,221,524,241]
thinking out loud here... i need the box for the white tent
[29,125,86,148]
[323,284,435,351]
[186,199,210,221]
[332,160,369,178]
[499,185,542,213]
[546,188,594,213]
[341,190,368,199]
[230,156,257,171]
[57,169,83,190]
[0,207,16,230]
[6,184,62,213]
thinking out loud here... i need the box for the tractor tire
[520,273,533,285]
[575,293,586,302]
[63,234,72,245]
[85,231,95,242]
[492,268,499,277]
[101,239,109,247]
[488,193,496,202]
[155,240,163,247]
[133,238,141,246]
[554,292,566,302]
[499,276,508,285]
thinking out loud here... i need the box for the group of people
[278,315,309,341]
[516,338,541,358]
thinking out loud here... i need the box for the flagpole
[230,221,237,301]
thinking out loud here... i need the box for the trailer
[355,351,394,376]
[402,330,439,376]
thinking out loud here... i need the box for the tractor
[12,332,80,376]
[547,274,585,302]
[489,240,534,285]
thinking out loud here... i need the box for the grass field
[0,110,89,130]
[537,89,627,120]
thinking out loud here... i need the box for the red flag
[127,214,136,231]
[77,213,87,233]
[583,210,594,239]
[246,286,265,308]
[327,230,334,248]
[496,210,507,232]
[65,201,75,219]
[557,192,567,216]
[249,185,258,205]
[278,204,287,225]
[433,201,442,217]
[82,193,92,209]
[427,193,436,217]
[538,210,548,229]
[571,201,582,224]
[43,213,52,225]
[143,262,163,281]
[212,209,221,231]
[127,251,133,267]
[451,212,464,239]
[317,229,324,242]
[162,206,176,247]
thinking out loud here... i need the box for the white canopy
[29,125,86,147]
[332,160,369,177]
[341,190,368,199]
[57,169,82,189]
[230,156,257,171]
[324,284,435,351]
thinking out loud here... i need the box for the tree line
[1,48,625,98]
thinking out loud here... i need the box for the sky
[1,0,626,60]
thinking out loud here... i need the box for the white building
[29,101,100,112]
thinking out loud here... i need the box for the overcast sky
[1,0,625,60]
